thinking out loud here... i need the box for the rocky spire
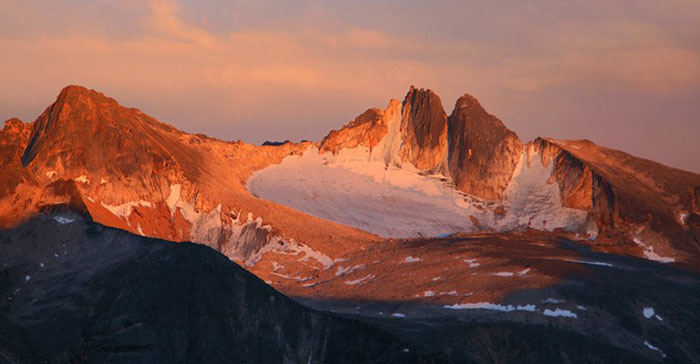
[398,86,448,172]
[447,93,523,200]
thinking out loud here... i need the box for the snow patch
[516,304,537,312]
[644,341,666,358]
[565,259,615,268]
[633,237,675,263]
[52,216,74,224]
[423,290,435,297]
[439,291,458,296]
[391,313,406,318]
[543,308,577,318]
[45,171,57,179]
[403,256,422,263]
[102,200,153,220]
[444,302,537,312]
[642,307,663,321]
[74,175,89,184]
[542,298,565,304]
[335,264,366,276]
[491,268,530,277]
[464,258,480,268]
[345,274,375,285]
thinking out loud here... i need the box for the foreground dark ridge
[0,210,438,364]
[3,208,700,363]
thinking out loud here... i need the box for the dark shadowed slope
[0,210,438,364]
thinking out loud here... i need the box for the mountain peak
[399,86,448,171]
[19,85,193,179]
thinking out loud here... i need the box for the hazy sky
[1,0,698,172]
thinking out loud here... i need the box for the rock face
[447,94,523,200]
[534,138,700,267]
[319,106,390,155]
[398,86,449,172]
[319,87,523,200]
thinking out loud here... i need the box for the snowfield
[247,146,589,239]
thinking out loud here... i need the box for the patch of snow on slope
[643,307,663,321]
[247,145,588,239]
[543,308,577,318]
[52,216,74,224]
[633,237,675,263]
[166,185,287,262]
[245,237,334,270]
[423,290,435,297]
[345,274,375,285]
[101,200,152,220]
[542,298,565,304]
[335,264,365,276]
[495,149,588,231]
[565,259,615,267]
[644,341,666,358]
[444,302,537,312]
[404,256,422,263]
[491,268,530,277]
[464,259,480,268]
[439,291,458,296]
[74,175,89,184]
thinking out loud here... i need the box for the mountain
[0,210,438,363]
[1,85,700,362]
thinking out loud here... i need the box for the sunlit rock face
[447,93,523,201]
[2,84,700,287]
[398,86,449,172]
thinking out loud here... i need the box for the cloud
[148,0,213,44]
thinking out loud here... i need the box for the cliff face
[319,106,392,155]
[533,138,700,266]
[447,94,523,200]
[398,86,449,172]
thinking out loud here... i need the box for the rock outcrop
[447,94,523,200]
[398,86,449,172]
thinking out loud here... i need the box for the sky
[1,0,699,172]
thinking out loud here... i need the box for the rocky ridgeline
[1,85,699,273]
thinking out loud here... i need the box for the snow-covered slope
[248,144,590,239]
